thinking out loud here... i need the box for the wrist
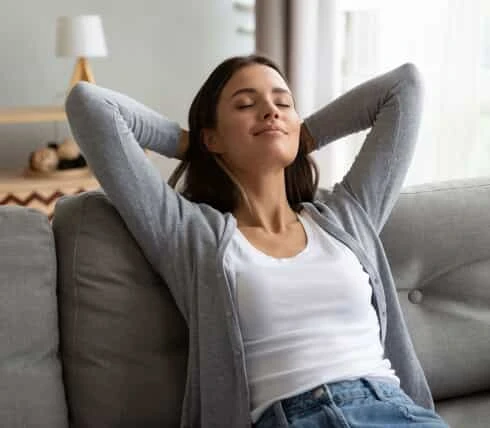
[176,129,189,160]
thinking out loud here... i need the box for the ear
[202,128,225,154]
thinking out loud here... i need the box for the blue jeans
[253,378,449,427]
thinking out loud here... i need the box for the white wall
[0,0,254,177]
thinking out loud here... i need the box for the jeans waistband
[278,377,400,417]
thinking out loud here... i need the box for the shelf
[0,106,66,124]
[0,167,99,218]
[0,168,97,193]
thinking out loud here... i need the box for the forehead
[222,64,290,98]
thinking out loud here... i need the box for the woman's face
[205,63,301,175]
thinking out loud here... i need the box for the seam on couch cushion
[401,181,490,195]
[67,193,89,354]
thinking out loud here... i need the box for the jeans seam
[334,391,372,406]
[321,403,351,428]
[384,400,419,421]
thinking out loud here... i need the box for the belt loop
[361,378,385,401]
[319,383,335,405]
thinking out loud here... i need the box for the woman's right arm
[65,82,193,317]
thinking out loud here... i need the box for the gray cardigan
[65,63,431,428]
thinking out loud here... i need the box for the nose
[261,100,280,120]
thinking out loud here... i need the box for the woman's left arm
[302,63,424,232]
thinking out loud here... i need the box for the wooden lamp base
[69,57,96,89]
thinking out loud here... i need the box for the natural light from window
[339,0,489,185]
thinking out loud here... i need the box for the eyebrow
[230,87,293,99]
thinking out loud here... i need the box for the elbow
[400,62,424,93]
[398,63,424,108]
[65,81,95,119]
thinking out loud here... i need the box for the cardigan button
[408,289,424,304]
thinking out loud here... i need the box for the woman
[65,54,449,428]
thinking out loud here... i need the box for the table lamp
[56,15,108,90]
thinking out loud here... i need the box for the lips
[253,125,286,136]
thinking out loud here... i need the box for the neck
[233,177,298,234]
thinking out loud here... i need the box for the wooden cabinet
[0,106,99,218]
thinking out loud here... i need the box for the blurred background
[0,0,488,188]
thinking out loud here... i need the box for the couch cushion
[436,392,490,428]
[52,191,188,428]
[380,177,490,405]
[0,206,68,427]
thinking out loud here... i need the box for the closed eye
[237,103,291,109]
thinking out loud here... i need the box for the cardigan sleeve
[303,63,424,231]
[65,82,197,318]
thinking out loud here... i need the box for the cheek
[289,117,301,139]
[216,104,246,134]
[218,115,252,147]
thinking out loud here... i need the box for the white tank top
[223,209,399,423]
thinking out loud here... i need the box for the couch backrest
[380,177,490,403]
[53,191,187,428]
[52,177,490,427]
[0,206,68,427]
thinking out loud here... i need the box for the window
[339,0,488,184]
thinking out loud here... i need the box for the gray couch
[0,177,489,428]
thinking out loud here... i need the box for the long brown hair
[168,54,319,215]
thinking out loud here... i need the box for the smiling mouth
[254,128,286,136]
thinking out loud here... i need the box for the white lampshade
[56,15,108,58]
